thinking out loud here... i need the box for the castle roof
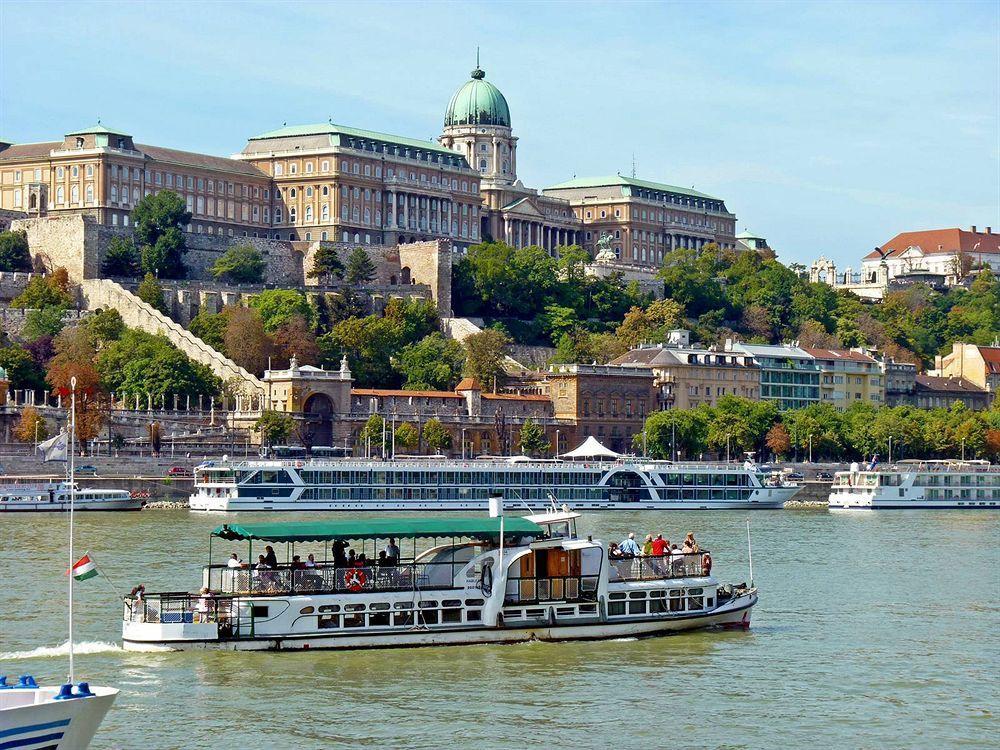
[544,175,720,202]
[865,228,1000,260]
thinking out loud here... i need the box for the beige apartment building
[0,124,272,236]
[543,176,738,268]
[933,343,1000,399]
[238,122,482,248]
[803,347,884,410]
[611,336,760,410]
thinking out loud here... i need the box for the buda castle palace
[0,63,737,268]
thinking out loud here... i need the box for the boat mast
[746,517,754,589]
[68,375,77,684]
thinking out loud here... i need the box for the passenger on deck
[263,545,278,568]
[333,540,349,568]
[377,550,388,566]
[195,586,213,623]
[384,538,400,565]
[227,553,243,569]
[347,549,357,567]
[682,535,696,554]
[357,553,369,567]
[642,534,654,556]
[651,535,667,557]
[255,554,269,570]
[304,554,317,569]
[608,542,623,559]
[619,533,641,558]
[291,555,305,570]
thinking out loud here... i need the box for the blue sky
[1,1,996,267]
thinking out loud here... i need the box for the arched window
[275,164,283,176]
[290,188,297,198]
[289,207,297,223]
[85,185,93,202]
[306,187,313,197]
[354,233,360,242]
[305,205,313,221]
[289,164,297,174]
[478,159,487,172]
[305,163,313,174]
[57,186,65,204]
[321,204,329,221]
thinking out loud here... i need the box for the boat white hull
[0,499,144,512]
[189,495,794,512]
[829,492,999,510]
[123,593,755,652]
[0,686,118,749]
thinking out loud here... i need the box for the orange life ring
[701,553,712,576]
[344,568,367,592]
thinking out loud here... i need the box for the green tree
[395,332,465,390]
[0,230,31,271]
[638,409,710,459]
[101,235,140,277]
[422,418,452,453]
[518,418,550,457]
[320,315,404,387]
[131,190,191,278]
[11,271,74,309]
[96,329,221,399]
[249,289,312,332]
[188,310,227,350]
[359,414,387,455]
[22,305,67,341]
[0,344,46,391]
[463,329,510,390]
[394,422,419,451]
[84,308,125,347]
[308,246,345,283]
[344,246,377,285]
[211,245,265,284]
[254,410,294,447]
[136,273,168,314]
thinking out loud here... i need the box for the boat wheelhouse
[122,511,756,651]
[190,456,799,512]
[829,460,1000,509]
[0,482,142,512]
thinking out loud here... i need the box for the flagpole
[68,376,76,685]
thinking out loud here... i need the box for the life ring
[701,553,712,576]
[343,568,367,592]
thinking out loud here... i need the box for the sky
[1,0,997,268]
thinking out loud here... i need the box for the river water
[1,507,997,749]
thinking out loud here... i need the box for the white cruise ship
[829,460,1000,510]
[189,456,799,512]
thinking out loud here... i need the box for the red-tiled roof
[0,141,60,161]
[455,377,481,391]
[865,228,1000,260]
[977,346,1000,374]
[915,374,987,393]
[802,347,876,363]
[482,393,551,402]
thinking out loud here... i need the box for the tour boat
[121,504,757,651]
[829,460,1000,509]
[0,482,143,512]
[189,455,799,512]
[0,676,118,750]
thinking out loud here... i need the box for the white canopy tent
[559,436,621,461]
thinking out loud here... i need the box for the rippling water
[1,507,997,748]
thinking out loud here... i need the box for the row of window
[272,159,478,194]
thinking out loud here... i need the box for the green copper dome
[444,67,511,128]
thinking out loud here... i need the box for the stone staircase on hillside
[442,316,527,371]
[80,279,266,396]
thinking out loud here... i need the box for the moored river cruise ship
[121,509,756,651]
[189,456,799,512]
[829,460,1000,509]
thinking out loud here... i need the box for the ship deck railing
[608,553,710,582]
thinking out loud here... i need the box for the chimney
[987,227,992,234]
[970,225,976,233]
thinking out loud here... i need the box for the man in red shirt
[651,534,668,556]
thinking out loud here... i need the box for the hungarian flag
[68,553,98,581]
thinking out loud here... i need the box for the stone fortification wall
[0,271,42,302]
[398,239,452,315]
[0,209,27,232]
[80,279,265,395]
[11,214,100,281]
[0,308,89,340]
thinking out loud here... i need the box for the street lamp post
[808,434,813,464]
[888,435,893,465]
[556,429,560,456]
[462,428,467,460]
[726,434,731,464]
[961,438,965,461]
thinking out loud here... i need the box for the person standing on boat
[227,553,243,569]
[642,535,654,556]
[384,538,400,565]
[619,533,641,558]
[264,546,278,568]
[333,540,349,568]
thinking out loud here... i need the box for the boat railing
[608,553,709,582]
[504,575,600,604]
[202,561,463,597]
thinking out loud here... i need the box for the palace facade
[0,61,736,264]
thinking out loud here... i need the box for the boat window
[343,613,364,628]
[299,606,315,614]
[442,599,462,607]
[369,602,390,611]
[650,595,669,613]
[369,612,390,626]
[345,603,365,612]
[394,601,414,609]
[419,610,440,625]
[318,615,338,629]
[669,590,683,612]
[628,591,647,599]
[318,605,340,613]
[525,608,545,618]
[465,598,485,606]
[442,608,462,623]
[608,592,626,600]
[393,611,414,626]
[608,599,626,616]
[467,609,482,621]
[251,605,269,618]
[418,600,438,608]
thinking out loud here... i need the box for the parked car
[783,470,805,480]
[815,471,834,480]
[167,466,192,477]
[75,465,98,476]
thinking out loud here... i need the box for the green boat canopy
[211,517,546,544]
